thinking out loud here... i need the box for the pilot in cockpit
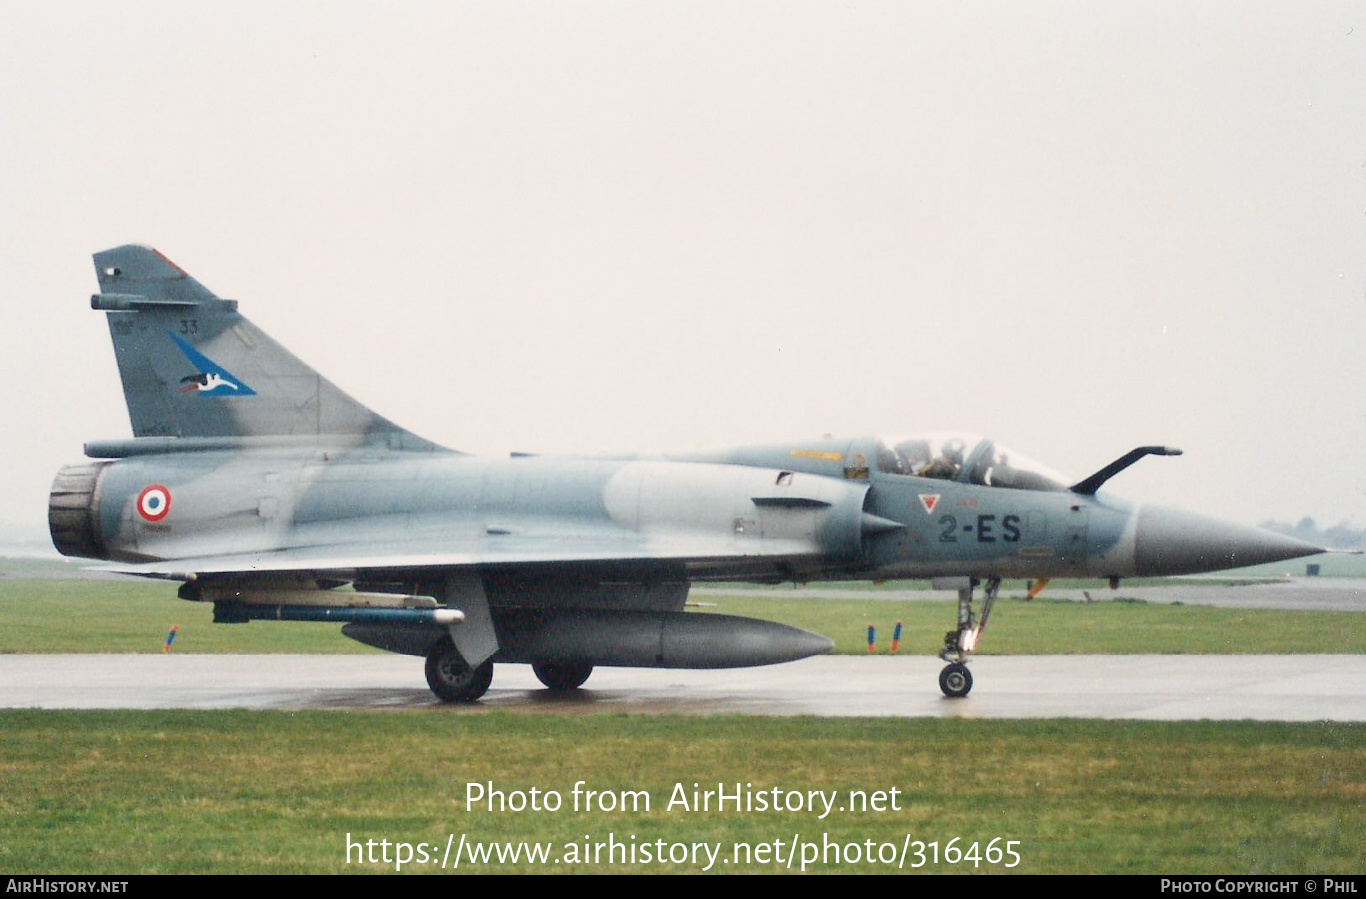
[918,438,966,480]
[887,439,930,476]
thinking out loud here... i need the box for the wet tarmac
[3,654,1363,721]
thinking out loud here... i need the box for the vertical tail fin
[91,245,438,448]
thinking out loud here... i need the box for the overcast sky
[2,0,1364,540]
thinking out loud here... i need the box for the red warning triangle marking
[918,494,940,514]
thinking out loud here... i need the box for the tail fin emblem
[169,333,255,397]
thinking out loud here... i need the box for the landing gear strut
[938,577,1000,698]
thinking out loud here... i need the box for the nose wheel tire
[425,637,494,702]
[939,662,973,698]
[532,660,593,691]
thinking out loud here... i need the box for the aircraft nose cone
[1134,505,1324,576]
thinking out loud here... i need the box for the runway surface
[3,654,1363,721]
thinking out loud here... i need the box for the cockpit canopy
[875,433,1071,492]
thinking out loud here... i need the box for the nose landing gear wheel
[939,662,973,698]
[425,637,494,702]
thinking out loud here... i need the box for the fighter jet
[49,245,1326,700]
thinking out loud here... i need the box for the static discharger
[163,624,179,653]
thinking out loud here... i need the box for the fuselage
[52,433,1318,587]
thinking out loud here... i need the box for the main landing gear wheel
[425,637,494,702]
[532,660,593,691]
[939,662,973,698]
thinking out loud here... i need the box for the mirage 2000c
[48,246,1326,701]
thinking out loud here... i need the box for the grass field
[0,579,381,655]
[1,711,1361,874]
[11,549,1361,580]
[706,594,1366,655]
[3,561,1363,876]
[3,576,1364,656]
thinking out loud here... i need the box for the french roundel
[137,485,172,522]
